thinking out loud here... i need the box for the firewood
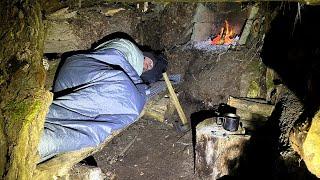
[144,95,171,123]
[227,96,275,117]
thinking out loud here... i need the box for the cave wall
[0,0,52,179]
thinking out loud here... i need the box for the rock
[302,110,320,177]
[191,4,215,42]
[44,20,81,53]
[68,164,106,180]
[240,58,266,99]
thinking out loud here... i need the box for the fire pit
[189,3,252,52]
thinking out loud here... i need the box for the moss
[248,58,263,77]
[245,59,264,98]
[266,68,274,91]
[304,0,320,5]
[247,80,260,98]
[0,0,50,179]
[5,91,52,180]
[0,118,7,177]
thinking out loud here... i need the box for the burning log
[211,20,237,45]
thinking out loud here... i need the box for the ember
[211,20,236,45]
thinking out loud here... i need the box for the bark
[0,1,52,179]
[195,118,250,179]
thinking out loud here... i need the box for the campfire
[211,20,237,45]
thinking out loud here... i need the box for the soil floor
[94,118,195,180]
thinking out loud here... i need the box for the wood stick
[162,72,188,125]
[118,136,137,158]
[227,96,274,117]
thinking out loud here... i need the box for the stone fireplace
[190,3,256,51]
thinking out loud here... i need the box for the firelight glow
[211,20,236,45]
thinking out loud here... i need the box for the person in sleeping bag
[38,38,167,162]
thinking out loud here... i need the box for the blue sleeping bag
[38,49,147,161]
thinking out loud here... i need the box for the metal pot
[216,113,240,132]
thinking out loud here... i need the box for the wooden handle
[162,72,188,125]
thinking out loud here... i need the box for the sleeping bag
[38,48,147,162]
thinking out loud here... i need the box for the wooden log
[34,132,114,179]
[195,118,250,179]
[236,109,268,130]
[227,96,275,117]
[144,95,172,123]
[34,110,145,179]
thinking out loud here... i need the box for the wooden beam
[112,0,320,5]
[34,110,146,179]
[227,96,275,117]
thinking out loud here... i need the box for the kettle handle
[216,117,225,126]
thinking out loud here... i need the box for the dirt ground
[94,118,195,180]
[44,2,319,179]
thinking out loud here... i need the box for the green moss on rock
[240,57,266,99]
[0,1,52,179]
[266,68,275,93]
[247,80,260,98]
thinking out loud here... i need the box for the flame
[211,20,235,45]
